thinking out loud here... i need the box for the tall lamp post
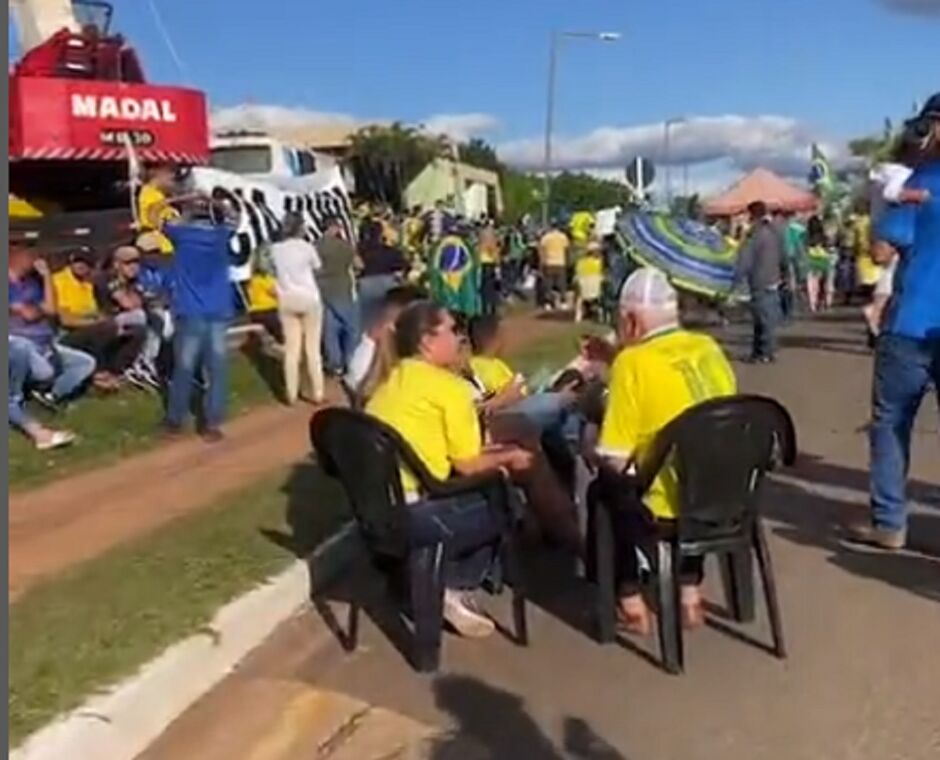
[663,116,686,209]
[543,30,621,226]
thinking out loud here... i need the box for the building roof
[704,167,819,216]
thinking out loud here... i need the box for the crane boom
[10,0,80,53]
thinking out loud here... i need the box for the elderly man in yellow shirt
[591,267,736,635]
[367,301,580,638]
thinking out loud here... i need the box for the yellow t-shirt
[539,230,570,268]
[137,184,179,254]
[575,255,603,279]
[247,274,278,312]
[366,359,482,494]
[469,355,519,395]
[478,228,501,265]
[599,329,737,519]
[53,268,98,318]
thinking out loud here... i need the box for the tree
[458,138,504,175]
[501,170,541,222]
[548,172,632,215]
[349,122,448,207]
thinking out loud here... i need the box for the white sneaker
[443,590,495,639]
[35,430,77,451]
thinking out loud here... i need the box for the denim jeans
[406,492,505,589]
[166,317,230,430]
[751,287,782,360]
[869,334,940,531]
[322,299,361,373]
[358,274,398,329]
[8,337,52,429]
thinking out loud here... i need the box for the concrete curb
[12,522,364,760]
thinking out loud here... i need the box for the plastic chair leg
[503,534,529,647]
[594,504,617,644]
[719,548,756,623]
[753,520,787,659]
[656,540,683,675]
[408,543,446,673]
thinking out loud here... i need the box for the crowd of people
[8,95,938,639]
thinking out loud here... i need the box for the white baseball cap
[618,267,678,310]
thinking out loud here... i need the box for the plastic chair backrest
[310,408,447,558]
[637,395,796,541]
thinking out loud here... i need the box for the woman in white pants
[271,213,325,405]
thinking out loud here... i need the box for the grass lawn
[7,319,594,746]
[8,462,347,746]
[8,349,279,492]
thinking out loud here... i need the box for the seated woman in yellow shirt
[366,303,581,636]
[592,268,736,635]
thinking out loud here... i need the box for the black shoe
[31,390,61,413]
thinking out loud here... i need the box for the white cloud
[497,115,850,180]
[210,103,500,142]
[211,104,359,133]
[419,113,501,142]
[877,0,940,15]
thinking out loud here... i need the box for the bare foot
[680,585,705,629]
[617,594,652,636]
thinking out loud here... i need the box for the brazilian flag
[429,233,482,317]
[809,144,833,196]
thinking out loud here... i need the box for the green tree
[349,122,449,206]
[548,171,632,214]
[458,138,504,174]
[501,170,541,222]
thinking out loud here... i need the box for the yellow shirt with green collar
[598,328,736,519]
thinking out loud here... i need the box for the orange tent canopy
[704,167,819,217]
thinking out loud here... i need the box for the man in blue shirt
[162,200,237,442]
[8,246,96,411]
[847,95,940,550]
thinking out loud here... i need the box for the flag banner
[429,233,482,317]
[189,166,354,281]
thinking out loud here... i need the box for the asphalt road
[140,311,940,760]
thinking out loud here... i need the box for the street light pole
[542,30,620,227]
[542,32,558,228]
[663,116,686,210]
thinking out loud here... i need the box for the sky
[9,0,940,194]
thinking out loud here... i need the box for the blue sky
[9,0,940,191]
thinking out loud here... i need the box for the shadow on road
[763,476,940,605]
[426,675,630,759]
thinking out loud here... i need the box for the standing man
[848,95,940,550]
[316,216,361,377]
[734,201,786,363]
[162,199,237,442]
[137,163,183,255]
[477,219,501,315]
[538,220,571,310]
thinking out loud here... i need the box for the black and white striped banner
[189,166,354,281]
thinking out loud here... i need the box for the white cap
[618,267,678,311]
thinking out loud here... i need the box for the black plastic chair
[594,394,797,674]
[311,407,528,673]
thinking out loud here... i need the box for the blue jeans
[869,334,940,531]
[322,299,361,373]
[751,287,781,359]
[10,336,96,401]
[406,493,506,589]
[358,274,398,329]
[166,317,230,430]
[9,337,51,429]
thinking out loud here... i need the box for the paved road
[140,312,940,760]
